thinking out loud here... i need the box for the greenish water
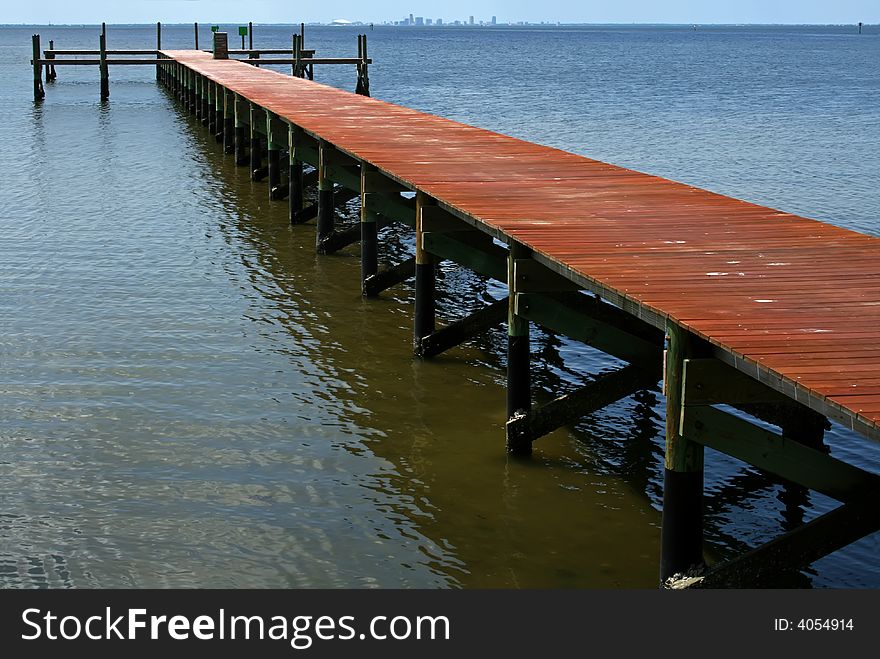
[1,24,878,588]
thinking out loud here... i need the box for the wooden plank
[362,257,416,297]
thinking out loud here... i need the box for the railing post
[32,34,45,101]
[659,322,705,584]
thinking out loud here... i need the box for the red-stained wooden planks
[164,51,880,436]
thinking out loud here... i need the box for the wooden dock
[35,36,880,586]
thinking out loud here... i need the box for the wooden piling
[359,165,382,291]
[316,141,336,250]
[659,322,705,583]
[289,126,305,224]
[249,22,254,50]
[266,112,282,199]
[414,192,437,350]
[47,40,57,81]
[99,33,109,100]
[234,95,248,166]
[506,242,532,455]
[32,34,45,101]
[194,23,199,50]
[156,22,162,81]
[223,89,235,153]
[356,35,370,96]
[249,104,264,180]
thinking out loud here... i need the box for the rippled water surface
[1,24,879,588]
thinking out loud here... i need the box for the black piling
[31,34,45,101]
[250,135,263,180]
[194,22,199,50]
[506,242,531,455]
[268,148,281,196]
[316,142,335,250]
[659,323,705,584]
[414,192,436,350]
[859,22,863,34]
[99,32,109,100]
[47,40,57,81]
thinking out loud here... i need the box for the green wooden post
[289,126,305,223]
[31,34,45,101]
[414,192,436,350]
[506,241,532,455]
[660,321,705,583]
[99,32,109,100]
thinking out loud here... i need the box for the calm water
[1,24,879,588]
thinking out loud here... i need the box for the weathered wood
[417,297,508,359]
[692,501,880,588]
[362,257,416,297]
[318,217,390,255]
[506,363,660,446]
[682,405,880,502]
[515,292,663,367]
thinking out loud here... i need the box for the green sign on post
[211,25,219,33]
[238,26,248,36]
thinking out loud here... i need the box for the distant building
[436,18,443,26]
[491,16,497,25]
[409,14,414,24]
[453,20,461,26]
[415,17,424,26]
[469,16,474,25]
[425,18,433,26]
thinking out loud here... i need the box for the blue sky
[7,1,879,25]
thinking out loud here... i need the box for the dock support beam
[660,322,705,583]
[414,192,436,351]
[316,141,335,251]
[506,242,532,455]
[32,34,45,101]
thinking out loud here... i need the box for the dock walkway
[155,49,880,585]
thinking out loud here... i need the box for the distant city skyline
[4,1,878,25]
